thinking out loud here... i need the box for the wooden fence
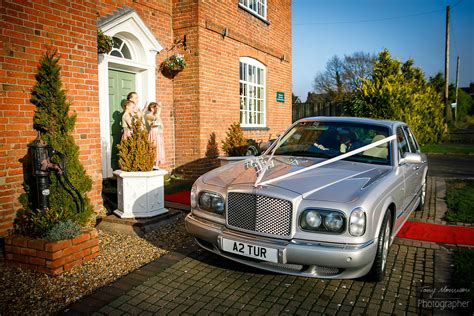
[292,102,344,122]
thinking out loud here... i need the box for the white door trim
[98,8,162,178]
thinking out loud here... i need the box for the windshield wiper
[275,151,332,158]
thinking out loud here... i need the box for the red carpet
[397,221,474,245]
[164,190,191,205]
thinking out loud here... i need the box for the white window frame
[240,57,266,128]
[239,0,267,21]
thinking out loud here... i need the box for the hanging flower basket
[160,54,186,78]
[97,30,113,54]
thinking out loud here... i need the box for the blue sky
[292,0,474,101]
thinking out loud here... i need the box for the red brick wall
[0,0,101,237]
[172,0,201,169]
[0,0,179,236]
[180,0,292,169]
[0,0,292,235]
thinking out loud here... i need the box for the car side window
[397,127,410,159]
[404,126,420,153]
[402,126,417,153]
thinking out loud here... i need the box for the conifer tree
[116,116,155,171]
[30,50,93,225]
[352,49,445,145]
[221,122,248,156]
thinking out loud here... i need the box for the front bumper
[185,213,378,279]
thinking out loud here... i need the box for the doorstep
[96,209,183,236]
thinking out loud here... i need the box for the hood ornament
[245,156,275,176]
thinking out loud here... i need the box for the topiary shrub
[221,122,248,156]
[116,115,155,171]
[205,132,219,158]
[44,220,81,242]
[22,49,94,229]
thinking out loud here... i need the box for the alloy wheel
[381,219,391,272]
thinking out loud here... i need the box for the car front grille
[227,192,293,238]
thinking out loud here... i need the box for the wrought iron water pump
[28,132,84,213]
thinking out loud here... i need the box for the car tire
[367,211,392,282]
[416,175,427,211]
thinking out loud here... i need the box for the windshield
[273,121,391,165]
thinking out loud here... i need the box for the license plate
[221,238,278,263]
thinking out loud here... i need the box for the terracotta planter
[4,229,99,276]
[114,169,168,218]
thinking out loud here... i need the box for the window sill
[238,4,270,25]
[241,127,270,131]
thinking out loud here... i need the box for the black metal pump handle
[47,145,85,214]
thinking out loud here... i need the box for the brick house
[0,0,292,237]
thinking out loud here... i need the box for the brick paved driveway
[66,238,442,315]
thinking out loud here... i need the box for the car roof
[298,116,405,129]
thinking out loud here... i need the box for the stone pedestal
[114,169,168,218]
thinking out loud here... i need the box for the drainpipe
[171,101,176,169]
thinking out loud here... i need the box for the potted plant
[160,53,186,78]
[5,50,99,276]
[114,116,168,218]
[219,122,252,166]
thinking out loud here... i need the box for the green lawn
[453,248,474,302]
[445,180,474,223]
[421,143,474,154]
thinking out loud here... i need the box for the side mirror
[400,152,422,165]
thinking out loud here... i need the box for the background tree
[343,51,376,91]
[313,55,346,102]
[30,50,93,225]
[313,52,375,100]
[352,49,445,145]
[429,72,473,124]
[456,88,474,123]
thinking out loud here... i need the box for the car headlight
[300,209,345,233]
[324,213,344,232]
[198,191,225,214]
[349,208,366,236]
[190,184,198,208]
[305,210,322,228]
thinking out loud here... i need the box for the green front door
[108,69,135,170]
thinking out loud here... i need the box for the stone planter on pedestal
[114,169,168,218]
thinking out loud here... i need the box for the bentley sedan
[185,117,427,281]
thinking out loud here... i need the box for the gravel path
[0,213,193,315]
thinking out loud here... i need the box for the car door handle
[413,166,420,170]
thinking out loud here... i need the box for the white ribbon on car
[254,134,397,187]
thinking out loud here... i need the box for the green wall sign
[276,92,285,103]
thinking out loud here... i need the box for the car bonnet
[202,156,391,203]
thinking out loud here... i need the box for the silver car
[185,117,427,281]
